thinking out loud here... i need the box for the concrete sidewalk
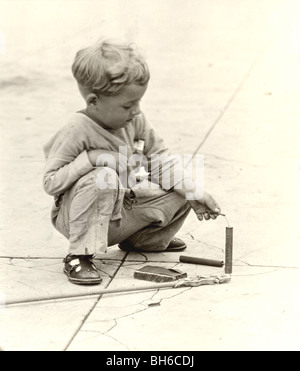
[0,0,299,351]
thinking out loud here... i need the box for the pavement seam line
[187,31,279,164]
[63,251,129,351]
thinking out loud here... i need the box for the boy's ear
[86,93,99,106]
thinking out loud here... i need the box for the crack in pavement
[186,235,225,253]
[1,257,126,277]
[63,252,130,351]
[1,258,63,275]
[231,269,280,277]
[233,260,300,270]
[100,330,131,351]
[76,286,192,350]
[67,323,131,351]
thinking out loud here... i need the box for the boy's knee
[75,167,120,193]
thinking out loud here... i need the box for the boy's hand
[88,149,128,173]
[188,191,221,221]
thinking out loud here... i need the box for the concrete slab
[0,297,97,351]
[67,263,300,351]
[0,255,128,303]
[0,256,124,350]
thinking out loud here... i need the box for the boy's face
[88,83,148,130]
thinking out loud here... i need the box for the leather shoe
[167,237,187,251]
[63,254,102,285]
[118,237,187,252]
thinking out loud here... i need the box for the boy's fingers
[197,213,203,221]
[204,213,210,220]
[189,199,221,221]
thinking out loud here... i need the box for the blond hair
[72,38,150,96]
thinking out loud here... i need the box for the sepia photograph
[0,0,299,353]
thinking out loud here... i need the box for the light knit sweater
[43,111,182,198]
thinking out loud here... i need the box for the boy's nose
[131,103,141,116]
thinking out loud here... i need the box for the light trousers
[51,168,191,256]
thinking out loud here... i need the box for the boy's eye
[122,100,141,110]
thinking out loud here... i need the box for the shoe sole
[63,269,102,285]
[118,244,187,253]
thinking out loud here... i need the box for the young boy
[43,39,221,285]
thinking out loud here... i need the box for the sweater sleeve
[42,123,95,196]
[140,114,185,191]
